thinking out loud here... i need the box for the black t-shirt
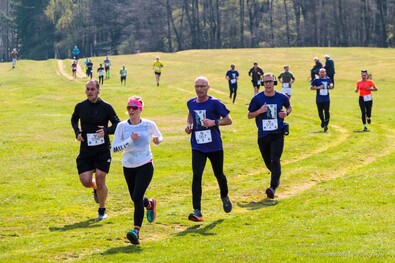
[71,98,120,151]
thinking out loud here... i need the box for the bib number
[262,119,278,131]
[230,79,236,84]
[363,94,372,101]
[195,130,212,144]
[87,133,105,146]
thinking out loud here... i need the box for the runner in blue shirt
[184,76,233,221]
[225,64,239,104]
[248,73,292,199]
[310,68,334,132]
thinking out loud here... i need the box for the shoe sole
[147,198,157,223]
[222,198,232,213]
[266,188,275,199]
[126,232,140,245]
[97,214,108,221]
[188,214,204,222]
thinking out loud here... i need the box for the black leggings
[123,162,153,227]
[359,96,373,124]
[316,101,330,127]
[258,134,284,190]
[192,150,229,210]
[229,85,237,103]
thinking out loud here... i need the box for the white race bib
[195,130,212,144]
[282,83,289,88]
[319,88,328,96]
[156,67,160,71]
[230,79,236,84]
[363,94,372,101]
[257,80,261,85]
[87,133,105,146]
[262,119,278,131]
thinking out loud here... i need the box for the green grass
[0,47,394,262]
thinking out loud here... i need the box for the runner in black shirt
[71,80,120,220]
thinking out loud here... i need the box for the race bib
[87,133,105,146]
[319,88,328,96]
[282,83,289,88]
[262,119,278,131]
[363,94,372,101]
[195,130,212,144]
[257,80,261,85]
[156,67,160,71]
[230,79,236,84]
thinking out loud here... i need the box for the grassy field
[0,48,394,262]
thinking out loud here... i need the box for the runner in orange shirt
[355,70,378,131]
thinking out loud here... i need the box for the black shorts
[105,66,110,71]
[76,147,111,174]
[251,80,261,87]
[121,76,126,81]
[155,72,161,76]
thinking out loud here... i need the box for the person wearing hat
[112,96,163,245]
[71,80,121,221]
[225,63,239,104]
[324,54,335,86]
[152,57,164,86]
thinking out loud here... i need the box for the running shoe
[265,187,275,199]
[146,198,157,223]
[126,229,140,245]
[97,208,108,221]
[221,196,232,213]
[93,189,99,204]
[324,125,328,132]
[363,127,368,132]
[367,117,371,124]
[188,209,204,222]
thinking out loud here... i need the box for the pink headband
[127,98,143,111]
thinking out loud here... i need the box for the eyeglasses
[263,80,273,83]
[127,106,140,111]
[194,85,207,88]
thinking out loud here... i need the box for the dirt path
[57,59,86,80]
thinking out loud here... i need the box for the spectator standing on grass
[310,68,334,132]
[112,96,162,245]
[225,64,239,104]
[324,54,335,86]
[153,57,164,86]
[355,70,378,132]
[278,65,295,99]
[310,57,323,81]
[11,48,18,69]
[248,73,292,199]
[248,62,264,95]
[184,76,233,222]
[71,80,120,221]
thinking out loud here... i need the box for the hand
[153,137,161,145]
[76,133,84,142]
[185,124,193,134]
[96,126,105,138]
[131,131,140,141]
[259,103,268,114]
[279,110,287,119]
[202,119,215,128]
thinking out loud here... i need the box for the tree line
[0,0,394,61]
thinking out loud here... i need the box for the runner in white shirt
[112,96,162,245]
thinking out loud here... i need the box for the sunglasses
[127,105,140,111]
[263,80,273,83]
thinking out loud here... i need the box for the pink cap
[127,97,143,111]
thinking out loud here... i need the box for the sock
[98,207,106,215]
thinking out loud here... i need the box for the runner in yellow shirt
[152,57,164,86]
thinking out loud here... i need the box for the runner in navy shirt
[248,73,292,199]
[310,68,334,132]
[225,64,239,104]
[185,76,233,221]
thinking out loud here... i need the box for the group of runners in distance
[70,51,378,245]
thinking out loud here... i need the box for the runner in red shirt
[355,70,378,131]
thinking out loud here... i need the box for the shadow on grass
[101,244,143,255]
[237,198,280,210]
[176,219,224,237]
[49,219,102,231]
[353,130,370,133]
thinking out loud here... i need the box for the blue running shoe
[126,229,140,245]
[221,196,232,213]
[266,187,275,199]
[146,198,157,223]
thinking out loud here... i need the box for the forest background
[0,0,394,61]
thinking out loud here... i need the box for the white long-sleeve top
[112,118,163,168]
